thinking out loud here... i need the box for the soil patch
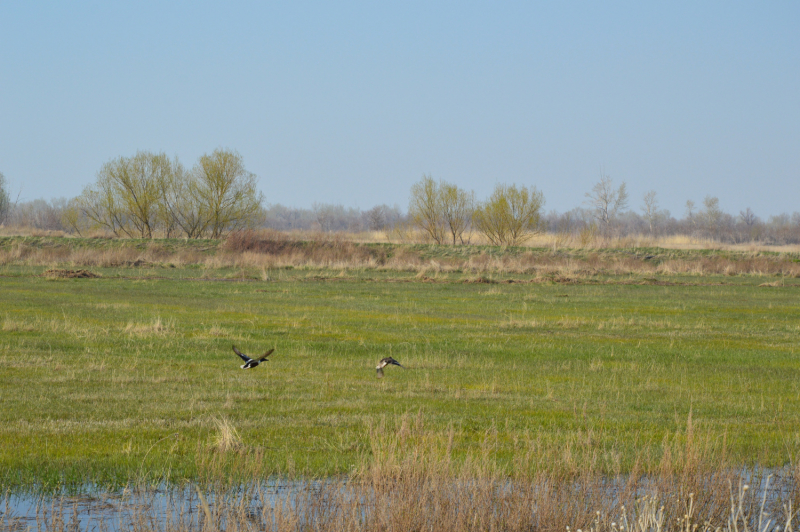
[42,269,102,279]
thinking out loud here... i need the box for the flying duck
[232,345,275,369]
[376,356,404,378]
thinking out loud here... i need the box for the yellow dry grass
[124,317,173,337]
[3,231,800,279]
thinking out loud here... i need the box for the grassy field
[1,235,799,492]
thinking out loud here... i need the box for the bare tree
[584,173,628,232]
[7,198,69,231]
[682,200,697,233]
[263,204,309,230]
[701,196,722,239]
[739,207,757,227]
[685,200,695,221]
[641,190,659,234]
[0,171,10,225]
[473,183,545,246]
[309,203,362,232]
[365,205,386,231]
[364,204,405,232]
[312,202,335,232]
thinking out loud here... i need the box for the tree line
[407,175,545,246]
[2,162,800,244]
[58,149,263,239]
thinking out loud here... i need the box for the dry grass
[216,230,800,278]
[2,316,37,333]
[210,416,244,453]
[221,229,390,268]
[3,231,800,279]
[42,268,102,278]
[0,226,69,237]
[124,317,173,337]
[182,413,800,531]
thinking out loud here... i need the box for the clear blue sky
[1,2,798,218]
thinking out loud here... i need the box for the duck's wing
[257,348,275,362]
[383,357,403,368]
[232,346,253,363]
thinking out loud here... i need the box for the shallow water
[5,484,249,531]
[1,480,357,531]
[1,468,795,532]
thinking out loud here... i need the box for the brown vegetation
[222,229,389,266]
[3,230,800,279]
[42,269,102,278]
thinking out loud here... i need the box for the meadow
[1,233,800,529]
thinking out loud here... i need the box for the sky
[1,2,798,218]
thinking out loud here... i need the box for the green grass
[1,242,799,491]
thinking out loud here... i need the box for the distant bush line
[2,161,800,244]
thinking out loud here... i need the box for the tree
[685,200,696,228]
[439,181,475,245]
[159,160,208,238]
[408,174,446,244]
[193,149,264,239]
[70,149,262,239]
[585,174,628,232]
[263,204,307,231]
[408,175,474,245]
[312,202,336,232]
[62,197,87,236]
[365,205,386,231]
[73,152,173,238]
[8,198,68,230]
[0,171,10,225]
[739,207,757,227]
[701,196,722,238]
[641,190,659,234]
[473,183,545,246]
[76,170,128,236]
[363,204,404,233]
[118,152,171,238]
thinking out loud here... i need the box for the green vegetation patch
[1,241,799,491]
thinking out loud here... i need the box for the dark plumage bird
[376,356,403,378]
[232,345,275,369]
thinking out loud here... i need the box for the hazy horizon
[1,3,798,218]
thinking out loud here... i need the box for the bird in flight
[376,356,404,378]
[232,345,275,369]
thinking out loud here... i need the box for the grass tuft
[210,416,244,453]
